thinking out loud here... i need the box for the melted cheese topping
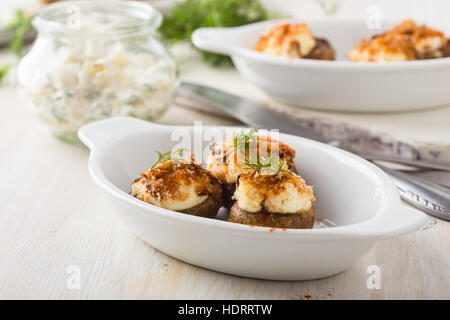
[393,20,446,53]
[207,135,296,184]
[348,35,415,62]
[349,19,447,62]
[255,23,317,58]
[131,158,216,211]
[233,171,315,214]
[414,31,446,53]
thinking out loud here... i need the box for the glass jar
[17,1,177,145]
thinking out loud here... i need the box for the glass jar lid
[32,1,162,38]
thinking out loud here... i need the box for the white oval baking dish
[78,117,427,280]
[192,19,450,112]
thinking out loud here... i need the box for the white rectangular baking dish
[192,19,450,112]
[78,117,427,280]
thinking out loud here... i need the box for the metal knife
[406,170,450,189]
[180,82,450,171]
[180,81,450,221]
[377,164,450,221]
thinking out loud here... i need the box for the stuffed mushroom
[131,153,222,218]
[207,132,297,208]
[229,170,315,229]
[255,23,335,60]
[349,19,450,62]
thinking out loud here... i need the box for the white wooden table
[0,45,450,299]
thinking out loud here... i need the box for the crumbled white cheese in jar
[18,39,177,142]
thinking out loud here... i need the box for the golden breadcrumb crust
[208,135,297,184]
[349,19,449,61]
[255,23,314,55]
[255,23,335,60]
[133,159,219,203]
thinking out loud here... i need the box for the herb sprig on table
[160,0,272,66]
[0,64,13,82]
[0,10,33,82]
[315,0,339,16]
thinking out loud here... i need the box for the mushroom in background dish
[348,19,450,62]
[255,23,335,60]
[131,151,222,218]
[229,169,315,229]
[207,130,297,208]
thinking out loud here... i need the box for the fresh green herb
[7,10,33,57]
[243,154,291,174]
[150,149,187,169]
[232,129,290,174]
[0,10,33,83]
[0,64,13,82]
[160,0,271,66]
[315,0,339,16]
[233,128,257,150]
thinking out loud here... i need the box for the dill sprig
[233,128,257,150]
[232,130,291,175]
[243,154,291,175]
[315,0,339,16]
[0,11,33,84]
[160,0,272,66]
[150,148,187,169]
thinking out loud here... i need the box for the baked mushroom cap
[207,135,297,184]
[255,23,335,60]
[207,134,297,208]
[304,38,335,61]
[229,202,315,229]
[229,170,315,229]
[131,157,222,218]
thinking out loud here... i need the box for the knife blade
[402,170,450,189]
[180,81,450,172]
[180,82,327,142]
